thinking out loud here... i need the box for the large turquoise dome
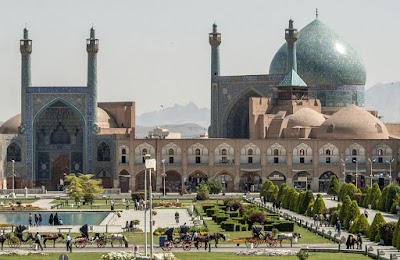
[269,19,366,86]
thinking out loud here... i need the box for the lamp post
[143,154,151,255]
[161,159,166,197]
[145,156,156,258]
[353,159,358,188]
[341,159,346,184]
[386,158,394,185]
[368,158,376,187]
[11,159,15,199]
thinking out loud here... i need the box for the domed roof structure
[286,108,325,128]
[315,105,389,139]
[0,108,118,134]
[269,19,366,86]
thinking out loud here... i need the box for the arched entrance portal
[6,171,22,190]
[319,171,337,192]
[215,172,234,192]
[187,171,207,192]
[135,171,156,192]
[34,100,85,190]
[119,170,131,193]
[293,171,312,191]
[267,171,286,187]
[97,170,112,188]
[240,172,261,192]
[164,171,182,193]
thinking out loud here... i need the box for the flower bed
[0,250,49,256]
[236,248,297,256]
[101,252,177,260]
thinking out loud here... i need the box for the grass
[0,252,371,260]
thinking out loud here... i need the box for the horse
[192,233,226,250]
[276,232,301,247]
[109,234,128,248]
[0,233,11,250]
[42,233,65,248]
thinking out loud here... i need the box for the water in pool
[0,211,109,226]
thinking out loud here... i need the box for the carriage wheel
[74,238,87,248]
[97,239,106,248]
[9,237,21,248]
[183,241,191,251]
[173,237,181,248]
[161,241,172,251]
[253,239,260,248]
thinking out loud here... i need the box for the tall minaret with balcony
[86,27,99,129]
[285,19,298,73]
[209,23,221,137]
[20,27,32,130]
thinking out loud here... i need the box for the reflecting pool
[0,211,109,226]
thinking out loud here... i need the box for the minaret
[209,23,221,78]
[20,27,32,129]
[86,27,99,128]
[209,23,222,137]
[285,19,298,73]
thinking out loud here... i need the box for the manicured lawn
[0,252,371,260]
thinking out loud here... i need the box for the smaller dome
[286,108,325,128]
[0,114,20,134]
[316,105,389,139]
[97,108,118,128]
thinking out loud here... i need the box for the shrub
[327,176,340,199]
[196,183,210,200]
[393,219,400,250]
[312,194,326,215]
[207,178,223,194]
[227,200,242,211]
[248,212,266,225]
[344,200,360,230]
[223,222,236,231]
[206,208,220,217]
[378,222,396,246]
[273,221,294,232]
[369,213,386,242]
[350,214,369,235]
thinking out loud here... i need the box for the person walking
[38,214,42,226]
[125,200,130,210]
[364,209,369,219]
[28,213,33,226]
[66,233,72,251]
[34,214,39,226]
[336,221,342,236]
[35,232,43,251]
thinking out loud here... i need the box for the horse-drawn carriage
[161,227,192,251]
[0,225,35,249]
[244,225,277,248]
[74,224,128,248]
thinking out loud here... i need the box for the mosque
[0,13,399,193]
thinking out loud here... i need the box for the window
[221,149,227,156]
[378,157,383,163]
[97,142,110,161]
[196,156,201,164]
[378,149,383,156]
[352,158,357,163]
[168,149,174,155]
[326,157,331,163]
[274,157,279,164]
[169,157,174,164]
[273,149,279,156]
[300,149,305,156]
[248,149,253,156]
[248,157,253,164]
[300,157,305,164]
[352,149,357,156]
[195,149,201,156]
[325,149,331,156]
[222,157,227,164]
[142,149,148,163]
[7,142,21,162]
[121,148,127,164]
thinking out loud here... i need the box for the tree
[207,178,223,194]
[392,219,400,250]
[196,182,209,200]
[378,222,396,246]
[367,183,381,209]
[344,200,360,230]
[338,195,352,224]
[327,176,340,200]
[64,173,103,203]
[350,213,369,235]
[299,191,314,215]
[312,194,326,215]
[369,213,386,242]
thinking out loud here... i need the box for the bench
[90,205,100,209]
[57,227,72,233]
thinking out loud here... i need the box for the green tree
[81,174,103,204]
[338,195,352,224]
[350,213,370,235]
[378,222,396,246]
[338,183,358,202]
[327,176,340,200]
[196,182,209,200]
[207,178,223,194]
[312,194,326,215]
[369,212,386,242]
[344,200,360,230]
[260,180,274,199]
[299,191,314,215]
[392,219,400,250]
[367,183,381,209]
[361,185,371,207]
[64,173,85,203]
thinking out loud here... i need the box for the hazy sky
[0,0,399,122]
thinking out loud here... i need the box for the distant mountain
[135,123,207,139]
[137,102,210,127]
[365,82,400,123]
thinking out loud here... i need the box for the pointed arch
[240,143,261,164]
[134,142,155,163]
[7,142,22,162]
[161,142,182,165]
[188,143,209,164]
[371,143,392,163]
[318,143,339,164]
[214,143,234,165]
[267,143,287,164]
[293,143,312,164]
[97,142,111,161]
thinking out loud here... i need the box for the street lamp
[161,159,167,197]
[368,158,376,187]
[340,159,346,184]
[386,158,394,185]
[11,159,15,199]
[143,153,151,255]
[145,155,156,258]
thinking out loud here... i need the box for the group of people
[48,213,63,225]
[133,199,146,211]
[28,213,42,226]
[346,233,363,249]
[32,232,72,252]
